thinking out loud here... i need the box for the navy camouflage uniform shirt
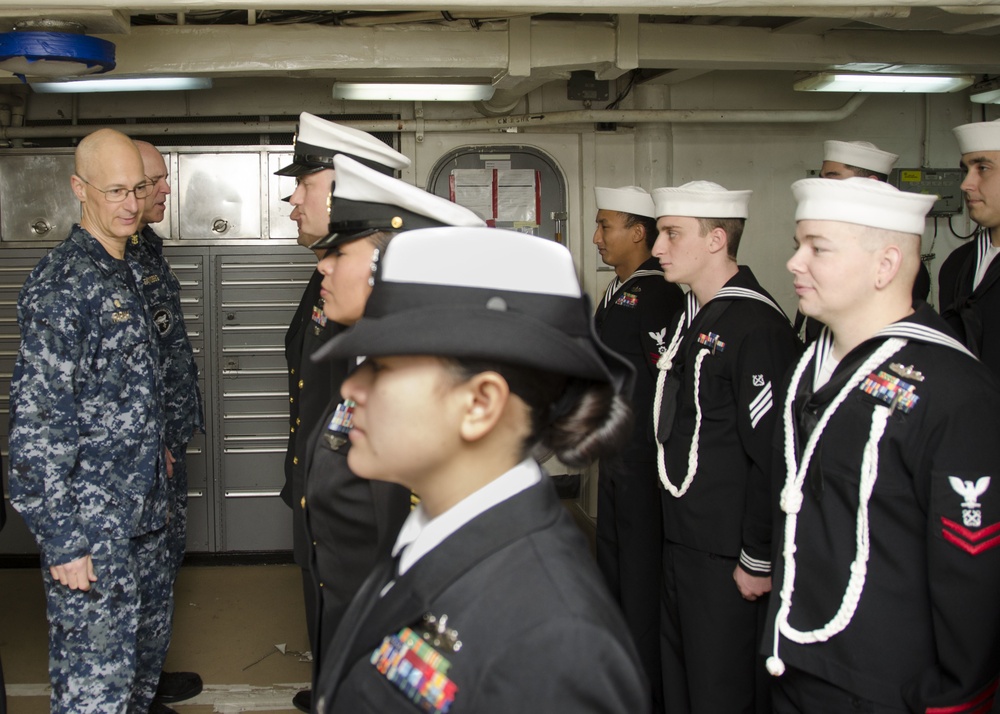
[129,226,204,451]
[8,224,167,566]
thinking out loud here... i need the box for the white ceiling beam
[641,69,714,85]
[3,16,999,86]
[771,18,855,34]
[637,22,1000,71]
[593,13,638,81]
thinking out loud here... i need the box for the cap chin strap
[766,337,906,677]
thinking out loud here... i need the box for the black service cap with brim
[308,199,452,251]
[274,112,411,176]
[312,282,635,397]
[310,226,635,397]
[307,154,487,251]
[274,143,399,177]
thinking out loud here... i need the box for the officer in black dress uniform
[650,181,801,714]
[796,140,931,343]
[303,153,486,695]
[274,112,411,712]
[767,176,1000,712]
[940,119,1000,377]
[592,185,683,712]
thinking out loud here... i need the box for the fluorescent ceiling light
[970,78,1000,104]
[795,72,974,93]
[332,82,495,101]
[31,77,212,93]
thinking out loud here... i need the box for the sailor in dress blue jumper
[766,177,1000,712]
[650,181,801,714]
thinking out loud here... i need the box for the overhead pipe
[650,6,911,18]
[338,11,528,26]
[0,94,867,140]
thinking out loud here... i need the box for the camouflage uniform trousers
[44,526,171,713]
[165,446,189,583]
[161,445,189,662]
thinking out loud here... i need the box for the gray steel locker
[177,153,263,240]
[161,248,213,553]
[0,154,77,245]
[214,249,315,551]
[0,250,48,554]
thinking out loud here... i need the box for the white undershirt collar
[391,458,542,579]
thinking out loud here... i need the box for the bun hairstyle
[448,359,633,467]
[313,227,638,464]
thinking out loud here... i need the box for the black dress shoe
[292,689,312,712]
[155,671,204,704]
[149,702,177,714]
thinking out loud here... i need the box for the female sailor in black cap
[312,226,649,714]
[298,154,485,691]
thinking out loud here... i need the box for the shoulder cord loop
[653,315,708,498]
[766,338,906,676]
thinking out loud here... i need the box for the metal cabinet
[178,153,263,240]
[0,250,47,554]
[213,249,314,551]
[0,154,77,244]
[162,249,213,553]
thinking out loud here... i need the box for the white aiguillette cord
[653,286,783,499]
[653,293,706,498]
[766,337,906,677]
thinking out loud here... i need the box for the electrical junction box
[568,70,609,101]
[892,168,964,216]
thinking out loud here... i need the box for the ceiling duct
[0,19,115,81]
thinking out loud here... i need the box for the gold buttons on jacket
[298,379,304,389]
[293,457,299,465]
[289,396,294,403]
[300,497,306,509]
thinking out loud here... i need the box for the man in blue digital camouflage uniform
[131,140,206,712]
[8,128,170,713]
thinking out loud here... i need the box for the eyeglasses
[76,175,152,203]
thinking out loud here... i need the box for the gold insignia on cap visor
[308,156,486,251]
[332,155,486,229]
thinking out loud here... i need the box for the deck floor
[0,564,312,713]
